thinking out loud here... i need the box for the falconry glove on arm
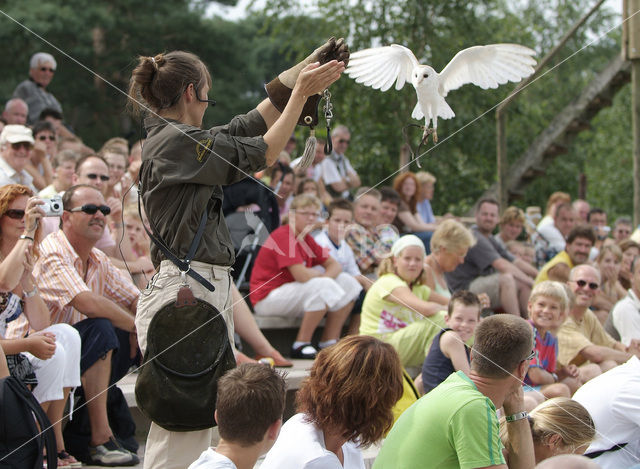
[266,37,350,127]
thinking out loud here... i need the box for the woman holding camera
[0,183,81,468]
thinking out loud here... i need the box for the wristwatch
[23,285,38,298]
[505,411,529,423]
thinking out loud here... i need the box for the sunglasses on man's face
[338,139,350,144]
[574,279,599,290]
[4,209,25,220]
[85,173,110,182]
[40,67,55,73]
[67,204,111,216]
[11,142,32,151]
[38,135,56,141]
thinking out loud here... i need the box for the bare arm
[257,61,344,166]
[385,285,442,318]
[580,344,631,364]
[397,211,437,232]
[493,258,533,287]
[287,263,323,283]
[501,385,536,469]
[329,179,349,193]
[526,366,556,386]
[547,263,570,283]
[70,291,135,331]
[347,170,361,188]
[0,346,9,378]
[512,257,537,278]
[440,331,471,375]
[320,256,342,279]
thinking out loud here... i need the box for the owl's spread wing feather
[438,44,536,96]
[346,44,420,92]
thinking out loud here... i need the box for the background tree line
[0,0,631,221]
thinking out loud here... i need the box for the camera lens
[52,203,60,210]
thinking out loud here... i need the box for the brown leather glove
[265,37,349,127]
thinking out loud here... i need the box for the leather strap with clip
[137,187,215,293]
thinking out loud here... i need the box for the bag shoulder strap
[137,187,215,292]
[5,377,57,469]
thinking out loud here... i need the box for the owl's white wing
[346,44,420,92]
[438,44,536,96]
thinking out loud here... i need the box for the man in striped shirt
[35,184,140,466]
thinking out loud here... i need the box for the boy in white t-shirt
[188,364,286,469]
[314,198,367,333]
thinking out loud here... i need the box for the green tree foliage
[261,0,626,217]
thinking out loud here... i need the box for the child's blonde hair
[529,281,568,313]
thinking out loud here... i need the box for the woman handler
[128,46,346,469]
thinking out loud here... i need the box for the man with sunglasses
[12,52,63,125]
[558,264,640,381]
[0,124,38,192]
[33,184,141,466]
[375,314,536,469]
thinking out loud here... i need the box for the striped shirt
[6,230,138,338]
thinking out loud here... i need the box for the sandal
[58,450,82,467]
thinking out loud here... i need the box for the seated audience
[618,239,640,290]
[313,198,367,335]
[359,235,446,368]
[538,191,571,229]
[535,225,595,284]
[0,184,82,468]
[188,364,286,469]
[2,98,29,126]
[392,171,435,250]
[320,125,361,199]
[12,52,63,125]
[22,185,140,465]
[587,208,609,259]
[501,398,595,465]
[609,255,640,346]
[572,199,590,224]
[266,162,295,222]
[415,171,437,226]
[0,125,38,192]
[494,206,526,251]
[573,355,640,468]
[374,315,536,468]
[558,265,640,380]
[424,219,476,299]
[445,198,536,317]
[345,187,392,277]
[25,120,57,191]
[261,335,403,469]
[378,186,401,226]
[592,244,625,324]
[612,216,632,244]
[523,281,576,404]
[421,290,480,394]
[250,194,361,359]
[537,202,575,261]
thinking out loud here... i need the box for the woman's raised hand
[23,197,45,234]
[293,60,345,100]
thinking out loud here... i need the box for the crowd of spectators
[2,51,640,469]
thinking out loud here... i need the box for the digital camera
[41,195,63,217]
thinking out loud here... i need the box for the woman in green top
[360,235,448,368]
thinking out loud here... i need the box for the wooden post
[496,111,508,211]
[629,0,640,226]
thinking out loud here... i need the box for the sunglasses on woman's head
[4,209,25,220]
[67,204,111,216]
